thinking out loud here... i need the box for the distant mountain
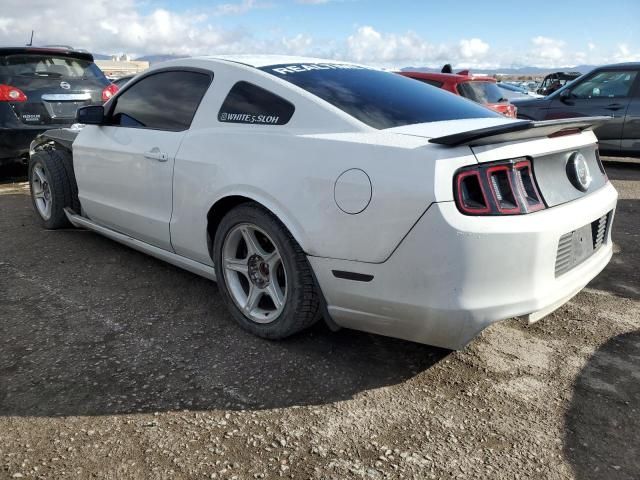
[90,53,188,64]
[90,53,600,74]
[401,65,600,76]
[135,54,189,64]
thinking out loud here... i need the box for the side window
[418,79,444,88]
[571,71,638,99]
[218,81,294,125]
[110,71,212,131]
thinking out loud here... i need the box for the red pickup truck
[399,70,517,118]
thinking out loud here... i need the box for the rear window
[0,54,107,81]
[260,63,499,129]
[457,81,505,104]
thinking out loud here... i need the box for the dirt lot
[0,160,638,480]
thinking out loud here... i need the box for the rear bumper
[0,103,74,161]
[309,182,618,350]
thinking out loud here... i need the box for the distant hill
[400,65,599,76]
[91,53,188,64]
[91,53,599,74]
[135,54,189,64]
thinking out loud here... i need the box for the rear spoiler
[429,116,611,147]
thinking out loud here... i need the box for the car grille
[591,213,609,251]
[555,211,612,277]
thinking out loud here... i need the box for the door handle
[606,103,624,111]
[144,147,168,162]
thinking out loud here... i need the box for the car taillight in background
[454,158,545,215]
[490,103,517,119]
[0,84,27,102]
[102,83,119,102]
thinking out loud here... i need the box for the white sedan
[28,55,617,349]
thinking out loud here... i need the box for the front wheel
[213,203,321,339]
[29,149,78,229]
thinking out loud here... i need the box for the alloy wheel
[31,163,52,220]
[222,223,287,324]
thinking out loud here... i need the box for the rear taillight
[492,103,517,118]
[454,158,545,215]
[0,84,27,102]
[102,83,119,102]
[595,148,607,177]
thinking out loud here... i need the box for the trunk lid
[392,116,611,208]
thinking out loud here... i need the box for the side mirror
[559,89,572,101]
[76,105,105,125]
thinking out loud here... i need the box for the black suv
[513,63,640,157]
[0,47,115,165]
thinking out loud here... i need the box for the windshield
[0,54,107,81]
[260,63,499,129]
[457,81,505,104]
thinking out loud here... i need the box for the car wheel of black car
[213,202,321,339]
[29,149,79,229]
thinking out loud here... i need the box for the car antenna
[26,30,34,47]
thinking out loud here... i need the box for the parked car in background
[0,46,116,165]
[496,82,533,100]
[536,71,582,96]
[27,55,616,350]
[513,63,640,156]
[112,74,135,88]
[400,70,517,118]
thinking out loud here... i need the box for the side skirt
[64,208,217,281]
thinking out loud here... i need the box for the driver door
[73,70,212,251]
[546,69,638,153]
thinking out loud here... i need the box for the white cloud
[529,36,565,62]
[613,43,640,62]
[0,0,288,57]
[0,3,635,68]
[344,26,495,68]
[459,38,489,59]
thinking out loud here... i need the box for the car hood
[386,117,516,140]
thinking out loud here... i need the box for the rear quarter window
[218,81,295,125]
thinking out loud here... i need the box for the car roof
[597,62,640,70]
[195,55,360,69]
[0,46,94,62]
[400,71,496,83]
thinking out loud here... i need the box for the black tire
[28,149,79,229]
[213,202,321,339]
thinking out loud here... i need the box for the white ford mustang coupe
[28,55,617,349]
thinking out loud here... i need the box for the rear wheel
[213,203,321,339]
[29,149,78,229]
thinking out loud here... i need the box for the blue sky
[1,0,639,67]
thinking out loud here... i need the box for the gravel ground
[0,160,638,480]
